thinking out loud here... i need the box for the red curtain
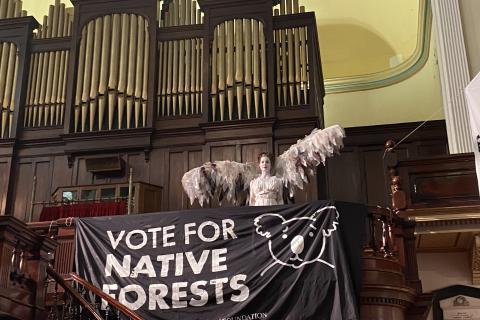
[39,201,127,221]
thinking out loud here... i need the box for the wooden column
[0,17,39,215]
[0,216,57,319]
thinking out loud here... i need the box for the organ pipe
[68,13,150,132]
[209,19,268,121]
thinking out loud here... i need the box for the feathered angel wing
[275,124,345,197]
[182,160,259,206]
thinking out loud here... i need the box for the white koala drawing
[254,206,339,276]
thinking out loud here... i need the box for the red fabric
[39,201,127,221]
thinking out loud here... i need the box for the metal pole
[127,167,133,214]
[28,175,37,222]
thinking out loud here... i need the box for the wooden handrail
[46,266,103,320]
[70,272,143,320]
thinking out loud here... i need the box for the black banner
[75,201,365,320]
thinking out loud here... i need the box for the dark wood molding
[30,37,71,52]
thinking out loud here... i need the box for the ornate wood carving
[473,235,480,285]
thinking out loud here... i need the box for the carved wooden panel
[12,162,34,220]
[241,143,267,163]
[210,145,237,162]
[411,172,478,202]
[32,161,52,221]
[327,150,364,204]
[168,151,186,210]
[0,243,12,289]
[0,160,9,215]
[50,155,72,196]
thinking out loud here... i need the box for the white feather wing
[182,160,259,206]
[275,125,345,197]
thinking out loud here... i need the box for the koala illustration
[254,206,339,276]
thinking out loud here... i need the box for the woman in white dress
[249,152,284,206]
[181,125,345,207]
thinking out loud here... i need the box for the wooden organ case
[0,0,326,221]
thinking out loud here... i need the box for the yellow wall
[324,34,445,128]
[23,0,71,23]
[303,0,420,79]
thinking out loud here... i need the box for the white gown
[249,175,284,206]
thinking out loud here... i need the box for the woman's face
[259,156,271,175]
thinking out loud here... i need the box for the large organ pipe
[45,50,55,125]
[58,4,65,38]
[14,0,22,18]
[33,52,43,127]
[47,5,54,38]
[172,39,178,115]
[135,16,145,127]
[184,33,191,114]
[60,52,69,125]
[244,19,252,119]
[0,1,7,18]
[300,6,308,104]
[217,23,225,121]
[161,41,168,116]
[108,14,121,130]
[0,43,9,136]
[9,55,18,136]
[274,10,281,105]
[54,51,65,125]
[196,37,202,113]
[6,0,14,17]
[178,38,185,115]
[52,0,60,37]
[99,15,111,130]
[260,22,267,117]
[142,22,149,127]
[280,1,287,105]
[235,19,243,119]
[252,20,260,118]
[38,48,49,126]
[190,1,197,114]
[166,39,173,115]
[74,29,86,132]
[25,52,36,127]
[211,33,217,120]
[126,14,137,128]
[118,14,129,128]
[286,1,294,105]
[82,20,94,132]
[157,42,163,116]
[293,0,301,105]
[50,51,61,125]
[226,20,234,120]
[90,18,102,131]
[199,37,203,112]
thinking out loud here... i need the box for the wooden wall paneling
[32,161,52,221]
[210,145,237,162]
[168,151,186,210]
[364,148,389,207]
[125,153,148,183]
[327,149,365,204]
[240,143,268,163]
[0,160,10,215]
[147,149,167,210]
[75,157,94,186]
[50,155,73,199]
[208,145,238,208]
[12,162,33,220]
